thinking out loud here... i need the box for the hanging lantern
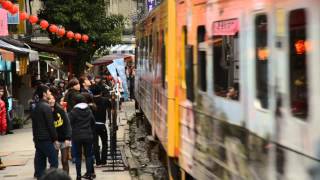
[9,4,18,15]
[1,1,13,10]
[39,20,49,30]
[66,31,74,39]
[81,34,89,43]
[29,15,38,24]
[49,24,58,34]
[74,33,81,42]
[57,28,65,37]
[19,11,28,21]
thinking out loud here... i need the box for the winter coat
[53,103,72,142]
[64,89,80,112]
[0,100,6,134]
[93,96,111,124]
[31,100,58,142]
[68,103,95,142]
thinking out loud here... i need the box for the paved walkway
[0,101,135,180]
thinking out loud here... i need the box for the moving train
[135,0,320,179]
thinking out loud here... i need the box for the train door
[246,1,275,143]
[273,0,320,179]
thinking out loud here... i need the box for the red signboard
[0,8,8,36]
[213,19,239,36]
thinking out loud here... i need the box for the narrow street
[0,102,135,180]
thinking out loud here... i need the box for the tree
[38,0,125,75]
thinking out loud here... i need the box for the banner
[106,63,118,81]
[0,8,8,36]
[113,58,129,101]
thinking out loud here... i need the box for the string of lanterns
[0,0,90,43]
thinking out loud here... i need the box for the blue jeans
[34,141,58,178]
[73,140,94,177]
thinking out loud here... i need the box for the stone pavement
[0,101,136,180]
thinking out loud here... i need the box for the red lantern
[29,15,38,24]
[1,1,13,10]
[74,33,81,42]
[81,34,89,43]
[57,28,65,37]
[19,11,28,21]
[9,4,18,15]
[49,24,58,33]
[66,31,74,39]
[39,20,49,30]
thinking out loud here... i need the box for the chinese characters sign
[0,8,8,36]
[213,19,239,36]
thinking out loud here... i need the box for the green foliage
[38,0,125,74]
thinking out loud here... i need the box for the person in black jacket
[48,92,72,174]
[64,78,80,113]
[31,85,59,179]
[68,94,95,180]
[91,85,111,167]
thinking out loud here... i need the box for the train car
[176,0,208,178]
[136,0,320,179]
[135,0,180,178]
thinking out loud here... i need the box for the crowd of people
[29,73,130,180]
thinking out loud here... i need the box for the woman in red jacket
[0,86,7,136]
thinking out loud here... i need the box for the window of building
[255,14,269,109]
[289,9,308,119]
[213,19,240,100]
[197,26,207,92]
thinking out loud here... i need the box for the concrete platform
[0,101,136,180]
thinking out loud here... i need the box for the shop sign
[213,19,239,36]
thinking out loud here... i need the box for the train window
[255,14,269,109]
[184,27,194,101]
[289,9,308,119]
[186,46,194,101]
[161,31,166,88]
[212,20,240,100]
[197,26,207,92]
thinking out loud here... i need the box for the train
[134,0,320,179]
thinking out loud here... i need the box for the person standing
[0,86,7,136]
[31,85,59,179]
[79,76,92,94]
[91,86,111,167]
[68,94,95,180]
[0,86,6,171]
[48,92,72,174]
[64,78,80,112]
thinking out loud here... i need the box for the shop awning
[110,44,135,55]
[0,37,39,61]
[0,40,30,55]
[92,54,134,66]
